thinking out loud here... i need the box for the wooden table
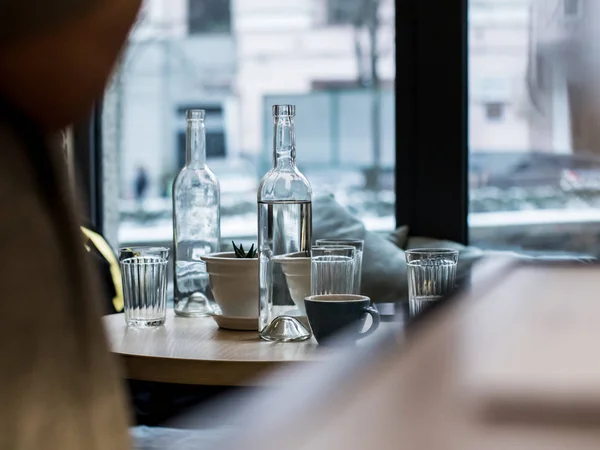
[103,310,394,387]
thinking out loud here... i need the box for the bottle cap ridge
[272,105,295,117]
[186,109,206,120]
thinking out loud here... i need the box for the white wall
[120,0,558,196]
[132,0,188,40]
[233,0,396,154]
[119,34,236,198]
[469,0,537,152]
[262,90,395,171]
[119,0,398,195]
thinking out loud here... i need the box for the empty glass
[316,239,364,294]
[311,246,355,296]
[406,248,459,316]
[119,247,169,327]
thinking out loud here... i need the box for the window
[175,105,227,166]
[176,130,226,166]
[564,0,581,18]
[91,0,600,267]
[101,0,396,251]
[484,102,504,121]
[468,0,600,259]
[326,0,363,25]
[312,80,361,91]
[95,0,600,278]
[188,0,231,34]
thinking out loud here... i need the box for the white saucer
[209,307,308,332]
[209,312,258,331]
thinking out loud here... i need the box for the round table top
[103,310,324,386]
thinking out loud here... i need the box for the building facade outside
[106,0,396,196]
[102,0,397,248]
[101,0,600,259]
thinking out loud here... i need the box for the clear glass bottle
[172,110,220,317]
[258,105,312,342]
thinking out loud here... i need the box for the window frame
[395,0,468,244]
[187,0,232,35]
[78,0,469,245]
[73,102,104,230]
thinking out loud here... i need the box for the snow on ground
[117,209,600,244]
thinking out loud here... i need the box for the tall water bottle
[172,109,220,317]
[258,105,312,342]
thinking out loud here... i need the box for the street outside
[119,160,600,259]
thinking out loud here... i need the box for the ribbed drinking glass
[119,247,169,327]
[406,248,459,316]
[311,246,356,296]
[315,239,364,294]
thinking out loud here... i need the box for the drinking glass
[316,239,364,294]
[406,248,459,316]
[311,246,355,296]
[119,247,169,327]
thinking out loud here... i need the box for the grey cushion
[387,225,409,249]
[312,194,487,302]
[313,194,408,303]
[313,194,594,303]
[404,236,486,283]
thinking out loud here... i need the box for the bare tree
[350,0,387,192]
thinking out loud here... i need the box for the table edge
[119,354,316,386]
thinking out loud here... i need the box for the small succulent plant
[120,248,142,259]
[232,241,257,258]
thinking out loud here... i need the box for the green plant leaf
[231,241,258,258]
[232,241,242,258]
[123,248,142,258]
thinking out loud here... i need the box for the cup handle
[358,306,380,340]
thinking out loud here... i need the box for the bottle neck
[186,119,206,168]
[273,115,296,168]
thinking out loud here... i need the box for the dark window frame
[187,0,231,34]
[73,102,104,230]
[77,0,469,245]
[395,0,468,244]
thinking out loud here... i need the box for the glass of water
[311,246,355,296]
[315,239,364,294]
[119,247,169,327]
[406,248,459,316]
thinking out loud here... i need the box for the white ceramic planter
[273,252,311,316]
[201,252,258,318]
